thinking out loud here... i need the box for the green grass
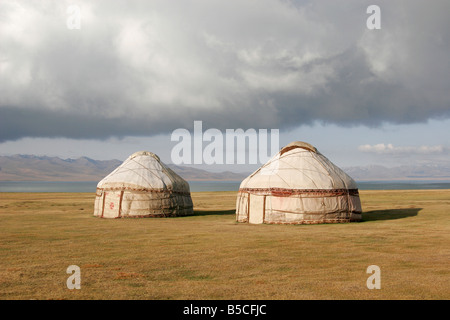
[0,190,449,300]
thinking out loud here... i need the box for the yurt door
[102,191,122,218]
[248,194,265,224]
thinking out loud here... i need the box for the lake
[0,180,450,193]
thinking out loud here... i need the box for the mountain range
[0,154,248,181]
[0,154,450,181]
[343,164,450,181]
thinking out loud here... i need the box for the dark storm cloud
[1,0,449,142]
[0,107,163,142]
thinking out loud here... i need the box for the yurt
[236,141,362,224]
[94,151,193,218]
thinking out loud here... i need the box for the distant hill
[1,154,449,182]
[0,155,122,181]
[0,154,249,181]
[166,164,248,181]
[342,164,450,181]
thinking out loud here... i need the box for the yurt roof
[240,141,357,191]
[97,151,189,192]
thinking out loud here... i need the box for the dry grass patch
[0,190,449,299]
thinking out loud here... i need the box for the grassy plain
[0,190,449,300]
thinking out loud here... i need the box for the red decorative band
[96,187,191,196]
[238,187,359,197]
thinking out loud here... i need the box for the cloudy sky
[1,0,449,172]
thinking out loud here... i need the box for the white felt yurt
[94,151,193,218]
[236,141,362,224]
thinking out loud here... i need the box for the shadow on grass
[193,209,236,217]
[362,208,422,222]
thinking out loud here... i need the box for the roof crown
[280,141,317,155]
